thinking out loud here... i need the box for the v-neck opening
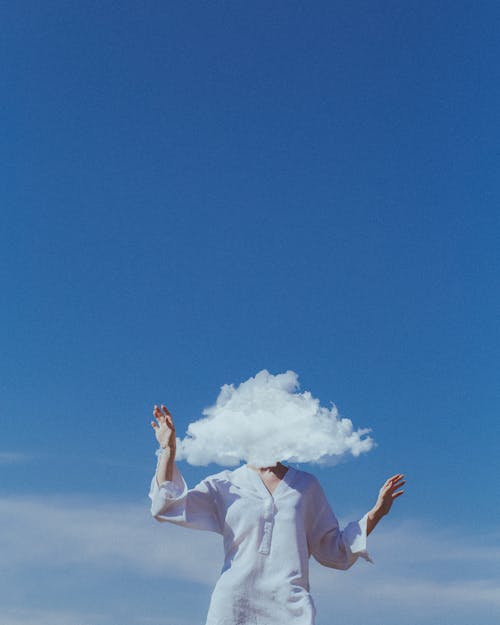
[246,464,293,498]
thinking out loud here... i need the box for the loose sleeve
[307,480,373,570]
[149,463,223,534]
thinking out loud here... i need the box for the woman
[149,404,405,625]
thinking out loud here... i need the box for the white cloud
[0,496,221,585]
[1,495,499,625]
[0,451,29,464]
[0,608,105,625]
[176,370,374,467]
[0,607,198,625]
[310,519,500,624]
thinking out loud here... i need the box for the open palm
[375,474,405,516]
[151,404,176,452]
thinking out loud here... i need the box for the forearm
[366,506,384,536]
[156,447,175,485]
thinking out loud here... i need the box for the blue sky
[1,2,499,624]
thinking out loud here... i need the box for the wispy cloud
[1,496,498,625]
[0,451,30,464]
[310,519,500,624]
[0,608,199,625]
[0,608,105,625]
[0,495,221,584]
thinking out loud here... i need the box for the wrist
[155,446,173,458]
[368,505,384,523]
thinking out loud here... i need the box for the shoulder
[289,467,323,491]
[202,467,242,489]
[207,468,236,481]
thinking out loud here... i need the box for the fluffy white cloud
[176,369,374,467]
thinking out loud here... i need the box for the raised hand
[374,474,405,517]
[151,405,176,453]
[366,473,406,535]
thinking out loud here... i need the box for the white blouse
[149,462,371,625]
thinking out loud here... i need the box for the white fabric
[149,463,372,625]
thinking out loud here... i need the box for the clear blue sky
[1,2,499,625]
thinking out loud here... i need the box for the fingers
[152,404,175,430]
[385,474,406,501]
[152,406,165,433]
[387,473,404,483]
[161,404,175,430]
[389,481,405,496]
[381,475,406,500]
[384,474,405,487]
[153,405,166,422]
[390,476,405,485]
[160,404,172,417]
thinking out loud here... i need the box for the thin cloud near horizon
[1,494,498,625]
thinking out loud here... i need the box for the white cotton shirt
[149,462,372,625]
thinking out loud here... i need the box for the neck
[248,462,287,476]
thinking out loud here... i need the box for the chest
[258,472,282,496]
[220,482,307,534]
